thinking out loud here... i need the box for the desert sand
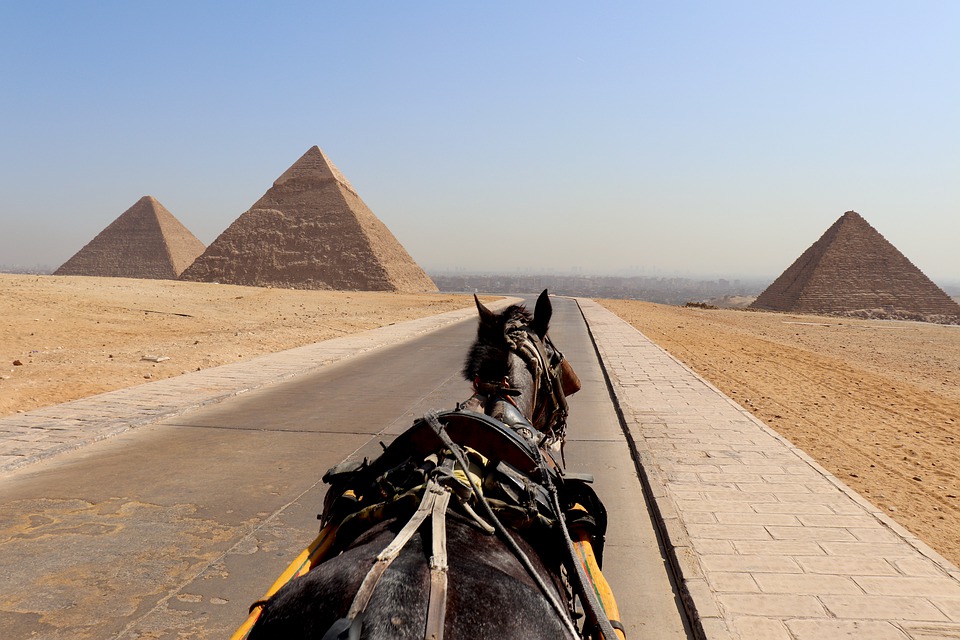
[3,275,959,567]
[0,274,479,417]
[601,299,960,567]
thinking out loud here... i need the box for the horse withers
[241,290,621,640]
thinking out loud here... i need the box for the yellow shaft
[229,525,336,640]
[573,533,626,640]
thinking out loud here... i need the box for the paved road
[0,297,690,639]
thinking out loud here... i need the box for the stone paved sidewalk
[577,298,960,639]
[0,300,519,475]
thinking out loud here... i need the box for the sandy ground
[0,274,482,417]
[601,299,960,567]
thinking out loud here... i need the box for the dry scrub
[602,299,960,567]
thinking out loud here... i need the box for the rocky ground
[601,299,960,568]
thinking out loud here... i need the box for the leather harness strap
[324,477,451,640]
[424,413,581,639]
[425,487,450,640]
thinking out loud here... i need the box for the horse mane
[462,304,531,383]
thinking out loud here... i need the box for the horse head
[463,289,580,447]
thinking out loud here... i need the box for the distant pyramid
[751,211,960,319]
[55,196,205,279]
[179,146,437,292]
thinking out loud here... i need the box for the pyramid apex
[134,195,163,209]
[274,146,355,194]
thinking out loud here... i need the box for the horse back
[248,515,574,640]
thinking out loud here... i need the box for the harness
[317,410,620,640]
[236,305,621,640]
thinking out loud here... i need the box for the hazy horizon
[2,3,957,282]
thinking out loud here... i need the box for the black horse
[247,291,602,640]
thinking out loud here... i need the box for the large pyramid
[180,146,437,292]
[751,211,960,319]
[55,196,205,279]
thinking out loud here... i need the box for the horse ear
[475,294,497,326]
[531,289,551,338]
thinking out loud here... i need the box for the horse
[244,290,618,640]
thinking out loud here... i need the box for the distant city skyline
[1,3,957,282]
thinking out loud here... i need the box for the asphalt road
[0,297,690,639]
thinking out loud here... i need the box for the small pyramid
[55,196,206,279]
[751,211,960,319]
[179,146,437,293]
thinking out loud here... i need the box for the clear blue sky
[1,1,957,282]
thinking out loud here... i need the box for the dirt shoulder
[601,299,960,567]
[0,274,483,418]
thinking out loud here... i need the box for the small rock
[12,360,22,366]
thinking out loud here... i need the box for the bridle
[466,318,574,457]
[506,321,570,441]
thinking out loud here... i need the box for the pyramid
[179,146,437,293]
[55,196,206,279]
[751,211,960,319]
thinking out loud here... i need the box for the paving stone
[797,556,900,576]
[752,572,863,595]
[686,523,775,541]
[714,512,800,527]
[731,616,793,640]
[716,593,826,617]
[766,526,859,542]
[853,576,960,598]
[899,622,960,639]
[930,598,960,622]
[707,572,761,594]
[822,595,949,621]
[786,619,909,639]
[894,557,951,578]
[700,555,802,574]
[732,540,826,556]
